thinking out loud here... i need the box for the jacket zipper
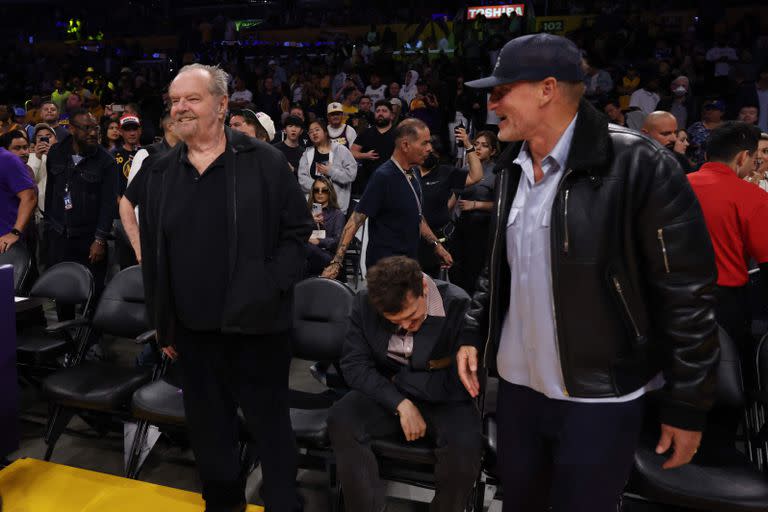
[483,168,506,368]
[657,228,670,273]
[612,275,641,338]
[563,189,570,254]
[550,168,573,395]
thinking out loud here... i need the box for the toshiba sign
[467,4,525,20]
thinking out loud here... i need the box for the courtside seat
[370,438,436,466]
[131,378,186,426]
[44,364,151,411]
[0,240,31,293]
[627,327,768,511]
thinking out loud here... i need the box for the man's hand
[656,424,702,469]
[34,141,51,158]
[457,345,480,397]
[309,237,320,245]
[457,199,475,211]
[162,346,178,360]
[397,399,427,442]
[89,240,106,263]
[363,150,379,160]
[321,261,341,279]
[435,243,453,267]
[0,232,20,253]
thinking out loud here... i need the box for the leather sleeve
[634,145,720,431]
[462,262,491,353]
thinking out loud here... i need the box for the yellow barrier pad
[0,458,263,511]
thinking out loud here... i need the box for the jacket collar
[495,98,612,175]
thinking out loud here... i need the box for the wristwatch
[9,228,21,237]
[465,147,476,153]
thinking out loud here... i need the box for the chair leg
[126,419,149,479]
[327,458,342,512]
[44,405,73,461]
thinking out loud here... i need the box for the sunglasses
[313,187,330,193]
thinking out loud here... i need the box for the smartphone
[112,104,125,113]
[312,203,323,216]
[39,136,50,143]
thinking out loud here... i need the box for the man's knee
[327,393,368,444]
[436,429,483,478]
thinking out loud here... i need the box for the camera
[39,136,50,143]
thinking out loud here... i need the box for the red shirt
[688,162,768,287]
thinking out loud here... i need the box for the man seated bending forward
[328,256,482,512]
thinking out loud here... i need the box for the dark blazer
[140,128,313,345]
[341,280,472,412]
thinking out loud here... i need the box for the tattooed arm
[321,211,368,279]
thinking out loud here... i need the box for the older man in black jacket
[139,64,312,512]
[328,256,482,512]
[456,35,719,512]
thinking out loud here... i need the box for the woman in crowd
[687,99,725,169]
[101,119,120,152]
[746,132,768,192]
[449,130,499,295]
[672,128,693,173]
[297,119,356,213]
[305,176,345,276]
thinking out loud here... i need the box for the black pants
[305,243,332,276]
[327,390,482,512]
[496,380,645,512]
[175,327,300,511]
[46,233,107,321]
[715,285,754,365]
[448,214,490,296]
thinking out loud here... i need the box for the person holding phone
[27,123,57,271]
[297,119,357,213]
[305,176,345,276]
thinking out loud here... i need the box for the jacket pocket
[653,219,714,275]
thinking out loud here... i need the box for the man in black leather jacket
[457,34,719,512]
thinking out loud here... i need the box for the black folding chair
[16,262,94,378]
[40,265,155,461]
[0,240,31,294]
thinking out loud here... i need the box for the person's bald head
[642,111,678,149]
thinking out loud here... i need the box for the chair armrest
[135,329,157,344]
[45,318,89,334]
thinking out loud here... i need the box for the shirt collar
[698,161,738,176]
[513,113,579,177]
[390,156,413,175]
[423,273,445,318]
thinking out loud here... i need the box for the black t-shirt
[112,146,138,195]
[356,159,422,267]
[310,149,330,180]
[352,126,395,196]
[162,151,229,330]
[419,164,468,230]
[273,140,305,175]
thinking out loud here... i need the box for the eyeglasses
[313,187,330,193]
[70,123,100,133]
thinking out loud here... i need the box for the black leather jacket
[463,100,720,430]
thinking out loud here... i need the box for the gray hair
[175,63,229,97]
[393,118,428,143]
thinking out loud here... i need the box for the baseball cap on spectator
[327,102,344,114]
[12,107,26,118]
[268,59,277,66]
[466,33,585,89]
[703,99,725,111]
[34,123,54,137]
[254,112,276,141]
[119,114,141,129]
[284,115,304,128]
[389,98,402,108]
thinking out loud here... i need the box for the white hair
[175,63,229,97]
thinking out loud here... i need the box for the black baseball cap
[466,33,585,89]
[284,115,304,128]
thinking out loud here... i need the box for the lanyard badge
[63,184,73,210]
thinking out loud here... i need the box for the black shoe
[204,503,246,512]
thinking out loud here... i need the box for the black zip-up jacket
[140,128,313,344]
[463,100,720,430]
[45,135,119,240]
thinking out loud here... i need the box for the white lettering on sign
[467,4,525,20]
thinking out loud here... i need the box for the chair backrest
[29,261,93,305]
[715,325,744,408]
[757,332,768,391]
[291,277,354,361]
[92,265,150,339]
[0,242,31,294]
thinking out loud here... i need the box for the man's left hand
[435,243,453,267]
[656,423,702,469]
[89,240,106,263]
[0,232,19,253]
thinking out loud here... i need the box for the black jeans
[327,390,482,512]
[448,214,490,296]
[175,327,300,511]
[496,380,645,512]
